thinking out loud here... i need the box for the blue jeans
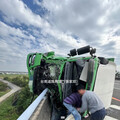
[90,108,106,120]
[63,102,81,120]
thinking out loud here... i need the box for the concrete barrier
[30,97,51,120]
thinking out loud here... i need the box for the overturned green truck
[27,45,116,119]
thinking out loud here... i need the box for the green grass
[0,74,28,79]
[0,74,21,79]
[0,95,20,120]
[0,87,35,120]
[0,74,36,120]
[0,89,10,97]
[0,74,29,87]
[0,81,10,97]
[0,74,37,120]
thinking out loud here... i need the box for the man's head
[77,85,86,95]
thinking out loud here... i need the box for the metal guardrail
[17,88,48,120]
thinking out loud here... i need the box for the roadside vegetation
[0,74,28,87]
[0,95,19,120]
[0,81,10,97]
[0,74,36,120]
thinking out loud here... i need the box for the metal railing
[17,88,48,120]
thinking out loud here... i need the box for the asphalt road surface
[107,79,120,120]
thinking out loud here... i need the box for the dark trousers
[90,108,106,120]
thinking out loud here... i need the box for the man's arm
[79,95,88,113]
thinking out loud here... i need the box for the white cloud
[0,0,49,28]
[39,0,120,64]
[0,0,88,48]
[0,21,33,40]
[0,0,120,71]
[0,21,36,71]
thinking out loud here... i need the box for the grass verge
[0,74,36,120]
[0,81,10,97]
[0,95,20,120]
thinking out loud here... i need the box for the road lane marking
[112,97,120,102]
[110,104,120,110]
[114,88,120,90]
[104,116,118,120]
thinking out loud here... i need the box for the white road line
[104,104,120,120]
[104,116,118,120]
[110,105,120,110]
[115,81,120,83]
[114,88,120,90]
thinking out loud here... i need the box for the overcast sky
[0,0,120,72]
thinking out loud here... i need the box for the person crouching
[63,92,82,120]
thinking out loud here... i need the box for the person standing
[77,85,106,120]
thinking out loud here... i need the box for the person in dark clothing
[63,93,82,120]
[77,85,106,120]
